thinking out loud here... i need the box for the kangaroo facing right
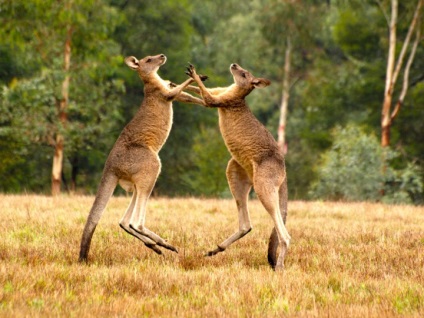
[79,54,204,262]
[186,63,290,271]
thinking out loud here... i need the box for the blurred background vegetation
[0,0,423,204]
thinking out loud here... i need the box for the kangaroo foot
[205,245,225,257]
[144,243,163,255]
[156,241,178,253]
[129,224,178,254]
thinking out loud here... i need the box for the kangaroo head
[230,63,271,95]
[125,54,167,79]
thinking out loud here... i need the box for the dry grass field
[0,194,423,317]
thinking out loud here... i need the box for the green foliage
[383,162,423,205]
[0,0,125,192]
[310,124,384,201]
[332,8,383,61]
[180,126,230,197]
[310,124,423,203]
[0,0,423,200]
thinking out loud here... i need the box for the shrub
[310,124,422,203]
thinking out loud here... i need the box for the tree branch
[375,0,390,27]
[391,26,421,121]
[391,0,423,88]
[384,0,397,98]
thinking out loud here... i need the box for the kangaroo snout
[158,54,167,64]
[231,63,239,69]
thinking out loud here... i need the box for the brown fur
[79,54,204,262]
[186,63,290,271]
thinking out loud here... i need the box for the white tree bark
[277,37,291,155]
[381,0,422,147]
[52,25,72,196]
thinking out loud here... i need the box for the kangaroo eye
[146,58,152,63]
[241,73,246,78]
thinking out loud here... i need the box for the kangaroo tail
[79,172,118,262]
[267,227,279,269]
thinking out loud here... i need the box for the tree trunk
[277,37,291,155]
[381,0,423,147]
[381,0,397,148]
[52,134,64,196]
[51,25,72,196]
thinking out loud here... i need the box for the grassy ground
[0,194,423,317]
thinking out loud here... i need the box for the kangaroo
[186,63,290,271]
[79,54,205,262]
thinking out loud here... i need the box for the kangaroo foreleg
[186,64,210,97]
[165,77,195,100]
[175,91,205,106]
[186,64,228,107]
[184,85,201,95]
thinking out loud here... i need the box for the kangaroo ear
[252,78,271,88]
[125,56,139,70]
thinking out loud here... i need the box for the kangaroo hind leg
[206,159,253,256]
[254,163,290,271]
[119,187,163,255]
[128,156,178,253]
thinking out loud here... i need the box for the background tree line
[0,0,423,204]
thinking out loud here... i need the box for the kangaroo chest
[218,107,281,177]
[124,101,173,153]
[218,107,259,172]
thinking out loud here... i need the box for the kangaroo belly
[218,108,282,178]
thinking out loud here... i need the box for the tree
[380,0,423,147]
[0,0,124,194]
[259,0,327,154]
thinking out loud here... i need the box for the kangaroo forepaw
[205,245,225,257]
[186,63,197,78]
[199,74,208,81]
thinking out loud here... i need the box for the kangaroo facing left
[79,54,204,262]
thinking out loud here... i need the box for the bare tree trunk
[277,37,291,154]
[381,0,423,147]
[381,0,397,148]
[52,134,64,196]
[52,25,72,196]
